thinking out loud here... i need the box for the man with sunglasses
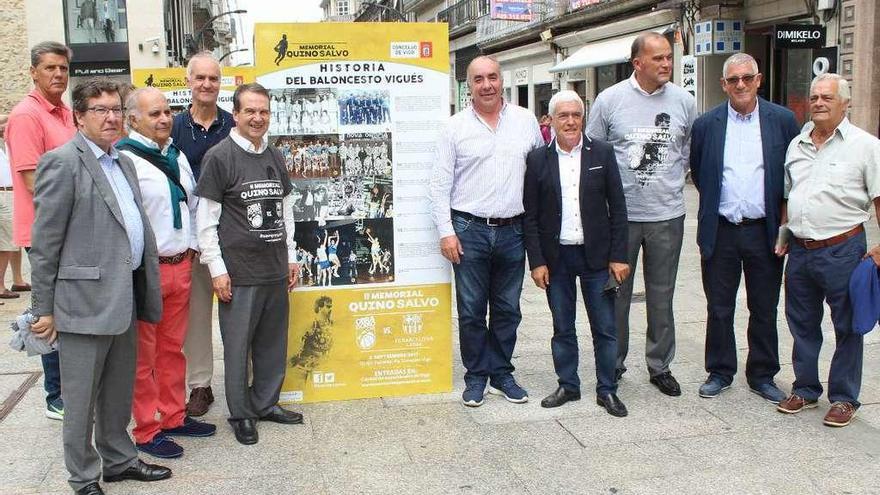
[690,53,800,402]
[171,52,234,418]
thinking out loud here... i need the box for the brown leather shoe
[823,401,856,427]
[777,394,818,414]
[186,387,214,417]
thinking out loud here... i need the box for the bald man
[429,56,544,407]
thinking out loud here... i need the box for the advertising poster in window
[253,23,452,403]
[130,67,254,114]
[63,0,131,74]
[490,0,533,21]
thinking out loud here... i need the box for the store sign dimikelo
[775,24,826,49]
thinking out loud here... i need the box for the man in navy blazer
[690,53,800,402]
[523,90,630,416]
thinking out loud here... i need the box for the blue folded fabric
[849,258,880,335]
[8,308,56,356]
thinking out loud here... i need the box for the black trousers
[701,219,783,386]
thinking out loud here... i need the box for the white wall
[128,0,168,69]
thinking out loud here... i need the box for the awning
[549,27,671,73]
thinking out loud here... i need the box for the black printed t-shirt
[197,137,292,286]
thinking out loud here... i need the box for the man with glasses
[586,32,696,397]
[29,78,171,495]
[523,90,630,416]
[171,51,234,417]
[689,53,800,402]
[6,41,76,421]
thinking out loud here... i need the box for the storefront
[491,41,556,118]
[547,9,678,110]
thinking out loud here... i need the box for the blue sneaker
[750,382,787,404]
[488,377,529,403]
[162,416,217,437]
[461,382,486,407]
[698,376,731,398]
[45,399,64,421]
[136,434,183,459]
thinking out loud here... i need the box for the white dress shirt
[719,101,765,223]
[197,128,296,277]
[430,101,545,238]
[557,137,584,245]
[120,131,198,257]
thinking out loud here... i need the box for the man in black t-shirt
[196,83,302,445]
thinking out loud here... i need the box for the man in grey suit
[29,79,172,495]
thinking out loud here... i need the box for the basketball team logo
[247,203,264,228]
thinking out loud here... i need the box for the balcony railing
[437,0,490,34]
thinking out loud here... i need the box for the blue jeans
[785,232,865,406]
[546,245,618,395]
[452,213,524,386]
[43,351,62,407]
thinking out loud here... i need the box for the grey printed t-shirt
[586,74,696,222]
[197,137,293,285]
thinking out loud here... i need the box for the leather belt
[721,216,765,226]
[159,251,190,265]
[793,225,864,250]
[0,187,12,191]
[452,209,521,227]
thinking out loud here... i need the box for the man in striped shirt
[430,56,544,407]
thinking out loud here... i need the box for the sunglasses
[724,74,758,85]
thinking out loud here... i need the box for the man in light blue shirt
[690,53,800,403]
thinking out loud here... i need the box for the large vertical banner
[130,67,254,113]
[253,23,452,403]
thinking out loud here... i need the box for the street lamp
[219,48,249,63]
[186,9,248,59]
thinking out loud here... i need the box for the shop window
[534,83,552,119]
[517,85,528,108]
[595,62,631,98]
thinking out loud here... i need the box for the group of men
[8,42,303,495]
[430,32,880,429]
[6,29,880,495]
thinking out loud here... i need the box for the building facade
[7,0,245,98]
[403,0,879,135]
[321,0,366,21]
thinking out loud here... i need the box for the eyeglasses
[86,106,124,117]
[724,74,758,85]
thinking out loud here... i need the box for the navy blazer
[690,98,800,260]
[523,136,628,273]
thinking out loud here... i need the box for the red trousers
[132,258,192,444]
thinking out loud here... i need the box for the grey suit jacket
[30,132,162,335]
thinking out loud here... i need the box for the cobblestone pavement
[2,185,879,494]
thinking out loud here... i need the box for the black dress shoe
[229,418,259,445]
[540,386,581,408]
[596,393,628,417]
[76,482,105,495]
[103,459,172,483]
[649,371,682,397]
[260,405,304,424]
